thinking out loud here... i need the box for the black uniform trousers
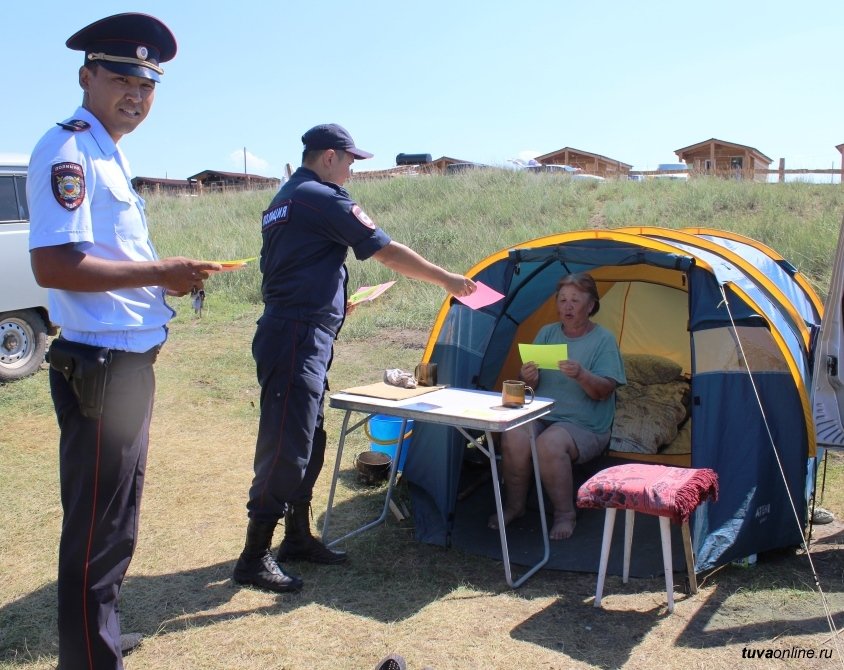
[247,314,334,521]
[52,349,156,670]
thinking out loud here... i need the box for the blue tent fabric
[695,232,821,328]
[691,371,807,567]
[403,229,819,572]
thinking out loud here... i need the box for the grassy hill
[147,172,844,336]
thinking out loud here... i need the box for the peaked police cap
[66,13,177,83]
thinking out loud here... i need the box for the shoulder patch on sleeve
[52,162,86,211]
[352,204,375,229]
[56,119,91,132]
[261,200,291,231]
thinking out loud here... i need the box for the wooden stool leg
[595,508,617,608]
[681,521,698,594]
[659,516,674,613]
[622,509,635,584]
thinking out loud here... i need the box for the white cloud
[229,149,271,174]
[518,149,541,162]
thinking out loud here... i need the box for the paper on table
[348,281,396,305]
[518,343,568,369]
[206,256,257,272]
[453,281,504,310]
[460,407,501,420]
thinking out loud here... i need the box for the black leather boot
[233,518,304,593]
[276,502,348,565]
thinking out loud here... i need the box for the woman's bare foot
[488,506,525,530]
[549,511,577,540]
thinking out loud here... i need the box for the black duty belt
[56,337,160,371]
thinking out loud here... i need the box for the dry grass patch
[3,310,844,669]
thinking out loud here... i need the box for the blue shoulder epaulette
[56,120,91,132]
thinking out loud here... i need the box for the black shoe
[120,632,143,655]
[278,502,349,565]
[277,534,348,565]
[374,653,407,670]
[233,550,303,593]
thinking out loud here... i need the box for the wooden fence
[629,166,842,183]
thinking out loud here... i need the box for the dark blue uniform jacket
[259,167,391,335]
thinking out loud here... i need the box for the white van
[813,215,844,450]
[0,159,55,381]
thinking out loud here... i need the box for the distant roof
[674,138,772,164]
[132,176,191,186]
[187,169,280,181]
[430,156,474,164]
[534,146,633,170]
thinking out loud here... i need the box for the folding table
[322,387,554,587]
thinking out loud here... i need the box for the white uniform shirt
[27,106,173,352]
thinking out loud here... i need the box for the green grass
[147,173,844,323]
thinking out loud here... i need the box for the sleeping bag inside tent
[401,227,822,572]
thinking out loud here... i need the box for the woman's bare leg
[536,425,580,540]
[488,424,533,529]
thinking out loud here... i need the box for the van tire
[0,309,48,382]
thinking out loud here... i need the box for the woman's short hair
[556,272,600,316]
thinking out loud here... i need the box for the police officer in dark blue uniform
[233,124,477,593]
[27,13,220,669]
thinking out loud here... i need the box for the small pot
[355,450,392,485]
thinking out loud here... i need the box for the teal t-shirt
[532,323,626,433]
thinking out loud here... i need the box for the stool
[576,463,719,613]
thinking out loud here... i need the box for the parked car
[654,162,690,180]
[527,164,582,175]
[0,158,55,382]
[445,162,490,174]
[813,217,844,450]
[505,159,582,175]
[504,158,539,171]
[570,173,606,182]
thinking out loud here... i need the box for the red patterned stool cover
[576,463,719,613]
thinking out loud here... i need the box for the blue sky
[4,1,843,180]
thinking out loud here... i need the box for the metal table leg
[458,424,550,588]
[322,412,409,548]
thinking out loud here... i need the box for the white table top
[329,386,554,432]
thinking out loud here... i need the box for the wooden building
[187,170,281,192]
[131,176,195,195]
[348,164,422,180]
[425,156,477,174]
[675,138,772,181]
[350,156,475,180]
[533,147,632,178]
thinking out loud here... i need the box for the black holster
[48,339,112,420]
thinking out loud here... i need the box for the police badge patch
[52,163,85,211]
[352,204,375,229]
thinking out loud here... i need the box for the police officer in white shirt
[27,13,220,669]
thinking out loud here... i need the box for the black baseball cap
[66,13,177,83]
[301,124,373,159]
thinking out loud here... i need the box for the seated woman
[488,272,626,540]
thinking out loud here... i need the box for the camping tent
[402,227,823,571]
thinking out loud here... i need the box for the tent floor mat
[449,464,689,578]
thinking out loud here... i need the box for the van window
[0,175,28,222]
